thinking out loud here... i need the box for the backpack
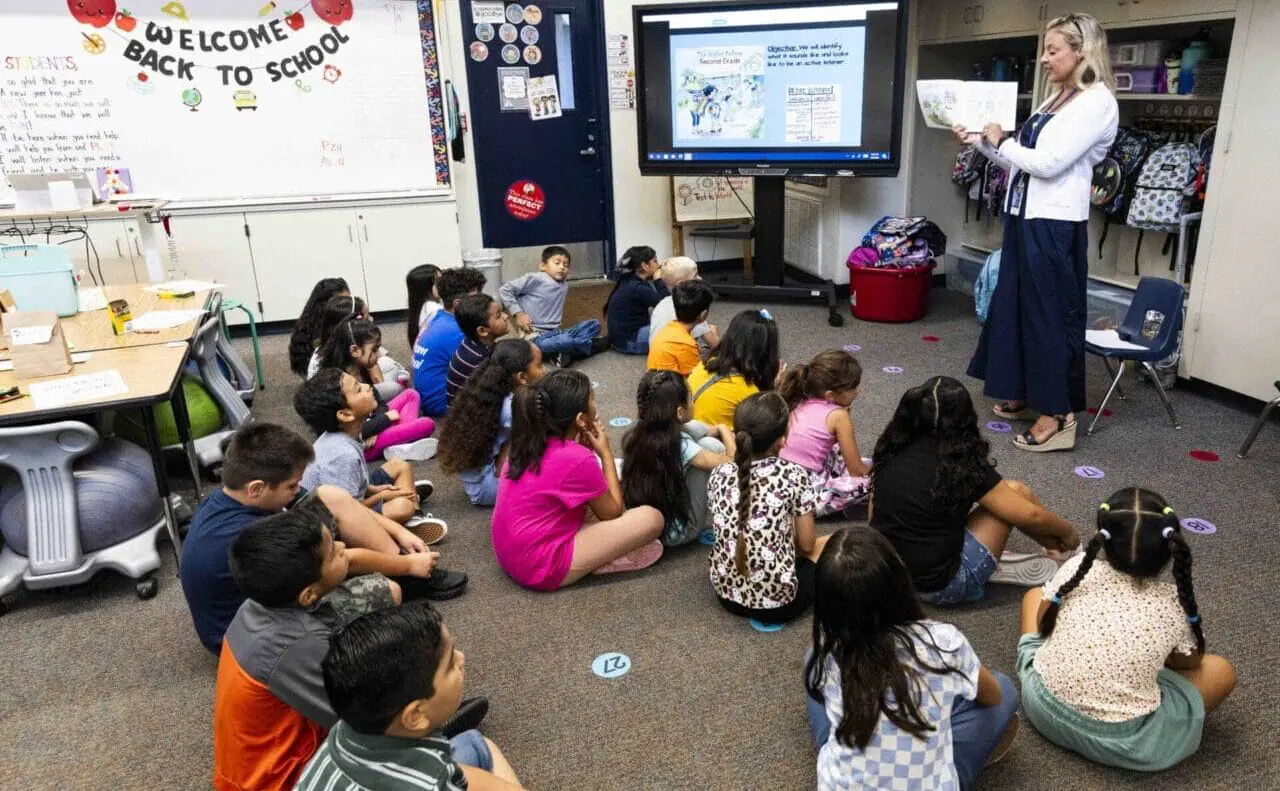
[952,146,988,222]
[1127,142,1199,234]
[860,216,947,263]
[981,160,1008,218]
[1194,125,1216,202]
[1091,127,1152,256]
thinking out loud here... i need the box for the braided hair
[507,368,592,480]
[621,370,692,528]
[730,392,790,577]
[1040,487,1204,653]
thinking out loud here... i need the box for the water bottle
[1141,310,1165,340]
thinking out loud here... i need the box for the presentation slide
[669,27,866,148]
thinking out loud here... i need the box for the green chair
[219,298,265,390]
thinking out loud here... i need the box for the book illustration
[916,79,1017,132]
[674,46,766,141]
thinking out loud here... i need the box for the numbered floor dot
[985,421,1012,434]
[698,529,715,546]
[1188,450,1221,463]
[1180,517,1217,535]
[749,619,784,633]
[609,417,632,428]
[1074,465,1106,480]
[843,344,862,354]
[882,366,904,374]
[591,652,632,679]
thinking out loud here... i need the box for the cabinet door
[168,214,261,326]
[1047,0,1129,25]
[68,219,138,286]
[917,0,952,43]
[1125,0,1237,23]
[942,0,1042,40]
[245,208,365,323]
[356,204,461,314]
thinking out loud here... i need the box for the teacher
[961,13,1118,453]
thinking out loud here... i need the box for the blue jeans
[534,319,601,359]
[919,530,998,606]
[806,661,1019,791]
[612,323,650,355]
[450,729,494,771]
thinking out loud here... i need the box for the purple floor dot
[985,421,1012,433]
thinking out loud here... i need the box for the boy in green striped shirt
[296,602,525,791]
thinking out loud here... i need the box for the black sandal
[1014,415,1077,453]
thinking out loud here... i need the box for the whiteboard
[672,176,754,223]
[0,0,449,204]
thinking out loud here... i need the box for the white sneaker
[405,514,447,545]
[384,438,438,462]
[989,551,1060,587]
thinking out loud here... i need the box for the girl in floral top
[1018,487,1237,772]
[707,391,823,624]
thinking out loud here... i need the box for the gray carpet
[2,290,1275,791]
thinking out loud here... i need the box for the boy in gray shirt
[499,245,608,366]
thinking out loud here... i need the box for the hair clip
[1187,615,1200,624]
[1162,506,1175,515]
[1162,526,1175,539]
[758,309,773,321]
[1098,503,1111,512]
[1098,529,1112,540]
[1049,595,1062,605]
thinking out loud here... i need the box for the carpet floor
[1,290,1275,790]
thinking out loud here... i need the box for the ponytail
[777,363,810,410]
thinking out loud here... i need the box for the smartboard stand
[705,176,844,328]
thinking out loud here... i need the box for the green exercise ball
[115,375,224,447]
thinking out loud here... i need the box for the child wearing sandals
[778,349,872,518]
[870,376,1080,605]
[1018,487,1236,772]
[806,527,1021,791]
[490,369,665,590]
[621,370,735,547]
[438,339,545,507]
[707,392,824,624]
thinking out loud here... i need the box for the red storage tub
[848,261,936,322]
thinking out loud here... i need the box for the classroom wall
[439,0,485,255]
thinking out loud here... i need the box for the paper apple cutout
[284,10,305,30]
[114,8,136,31]
[67,0,117,27]
[311,0,352,25]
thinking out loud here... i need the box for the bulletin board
[671,175,754,223]
[0,0,450,205]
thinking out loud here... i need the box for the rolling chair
[1086,277,1184,436]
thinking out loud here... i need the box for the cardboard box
[3,311,73,379]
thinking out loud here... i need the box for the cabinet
[1047,0,1237,25]
[169,214,261,326]
[244,208,368,323]
[355,204,460,314]
[919,0,1045,44]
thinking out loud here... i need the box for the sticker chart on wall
[0,0,450,203]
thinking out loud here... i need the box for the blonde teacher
[958,13,1118,452]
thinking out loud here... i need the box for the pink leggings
[364,389,437,461]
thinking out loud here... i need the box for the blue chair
[1085,277,1184,436]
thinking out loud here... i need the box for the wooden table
[59,284,213,352]
[0,344,202,566]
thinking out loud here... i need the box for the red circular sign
[505,180,545,221]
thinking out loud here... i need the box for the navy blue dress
[967,108,1089,416]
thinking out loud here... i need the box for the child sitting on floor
[213,510,404,791]
[1018,487,1236,772]
[297,601,524,790]
[869,376,1081,605]
[622,370,735,546]
[318,318,437,462]
[778,349,872,518]
[604,245,665,354]
[406,263,443,350]
[306,295,366,379]
[446,293,510,406]
[438,339,545,507]
[295,368,446,543]
[688,308,782,428]
[500,245,608,367]
[806,527,1020,791]
[289,278,350,379]
[647,279,715,376]
[413,267,488,416]
[491,369,665,590]
[649,256,717,353]
[707,391,822,624]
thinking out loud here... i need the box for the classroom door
[462,0,613,251]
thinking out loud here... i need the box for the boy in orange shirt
[647,279,714,375]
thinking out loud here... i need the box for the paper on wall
[28,369,128,409]
[471,0,505,24]
[608,67,635,110]
[916,80,1018,132]
[527,76,562,121]
[498,66,529,112]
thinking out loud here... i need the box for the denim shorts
[920,531,997,605]
[450,729,494,771]
[367,467,394,513]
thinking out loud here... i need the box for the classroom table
[59,283,213,352]
[0,202,171,282]
[0,343,200,567]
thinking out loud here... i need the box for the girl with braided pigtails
[707,392,826,624]
[490,368,664,590]
[622,370,735,547]
[1017,487,1237,771]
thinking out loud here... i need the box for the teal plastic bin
[0,244,79,317]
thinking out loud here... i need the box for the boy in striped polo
[296,602,525,791]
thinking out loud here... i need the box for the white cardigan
[978,83,1119,222]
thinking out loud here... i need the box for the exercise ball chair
[113,374,225,448]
